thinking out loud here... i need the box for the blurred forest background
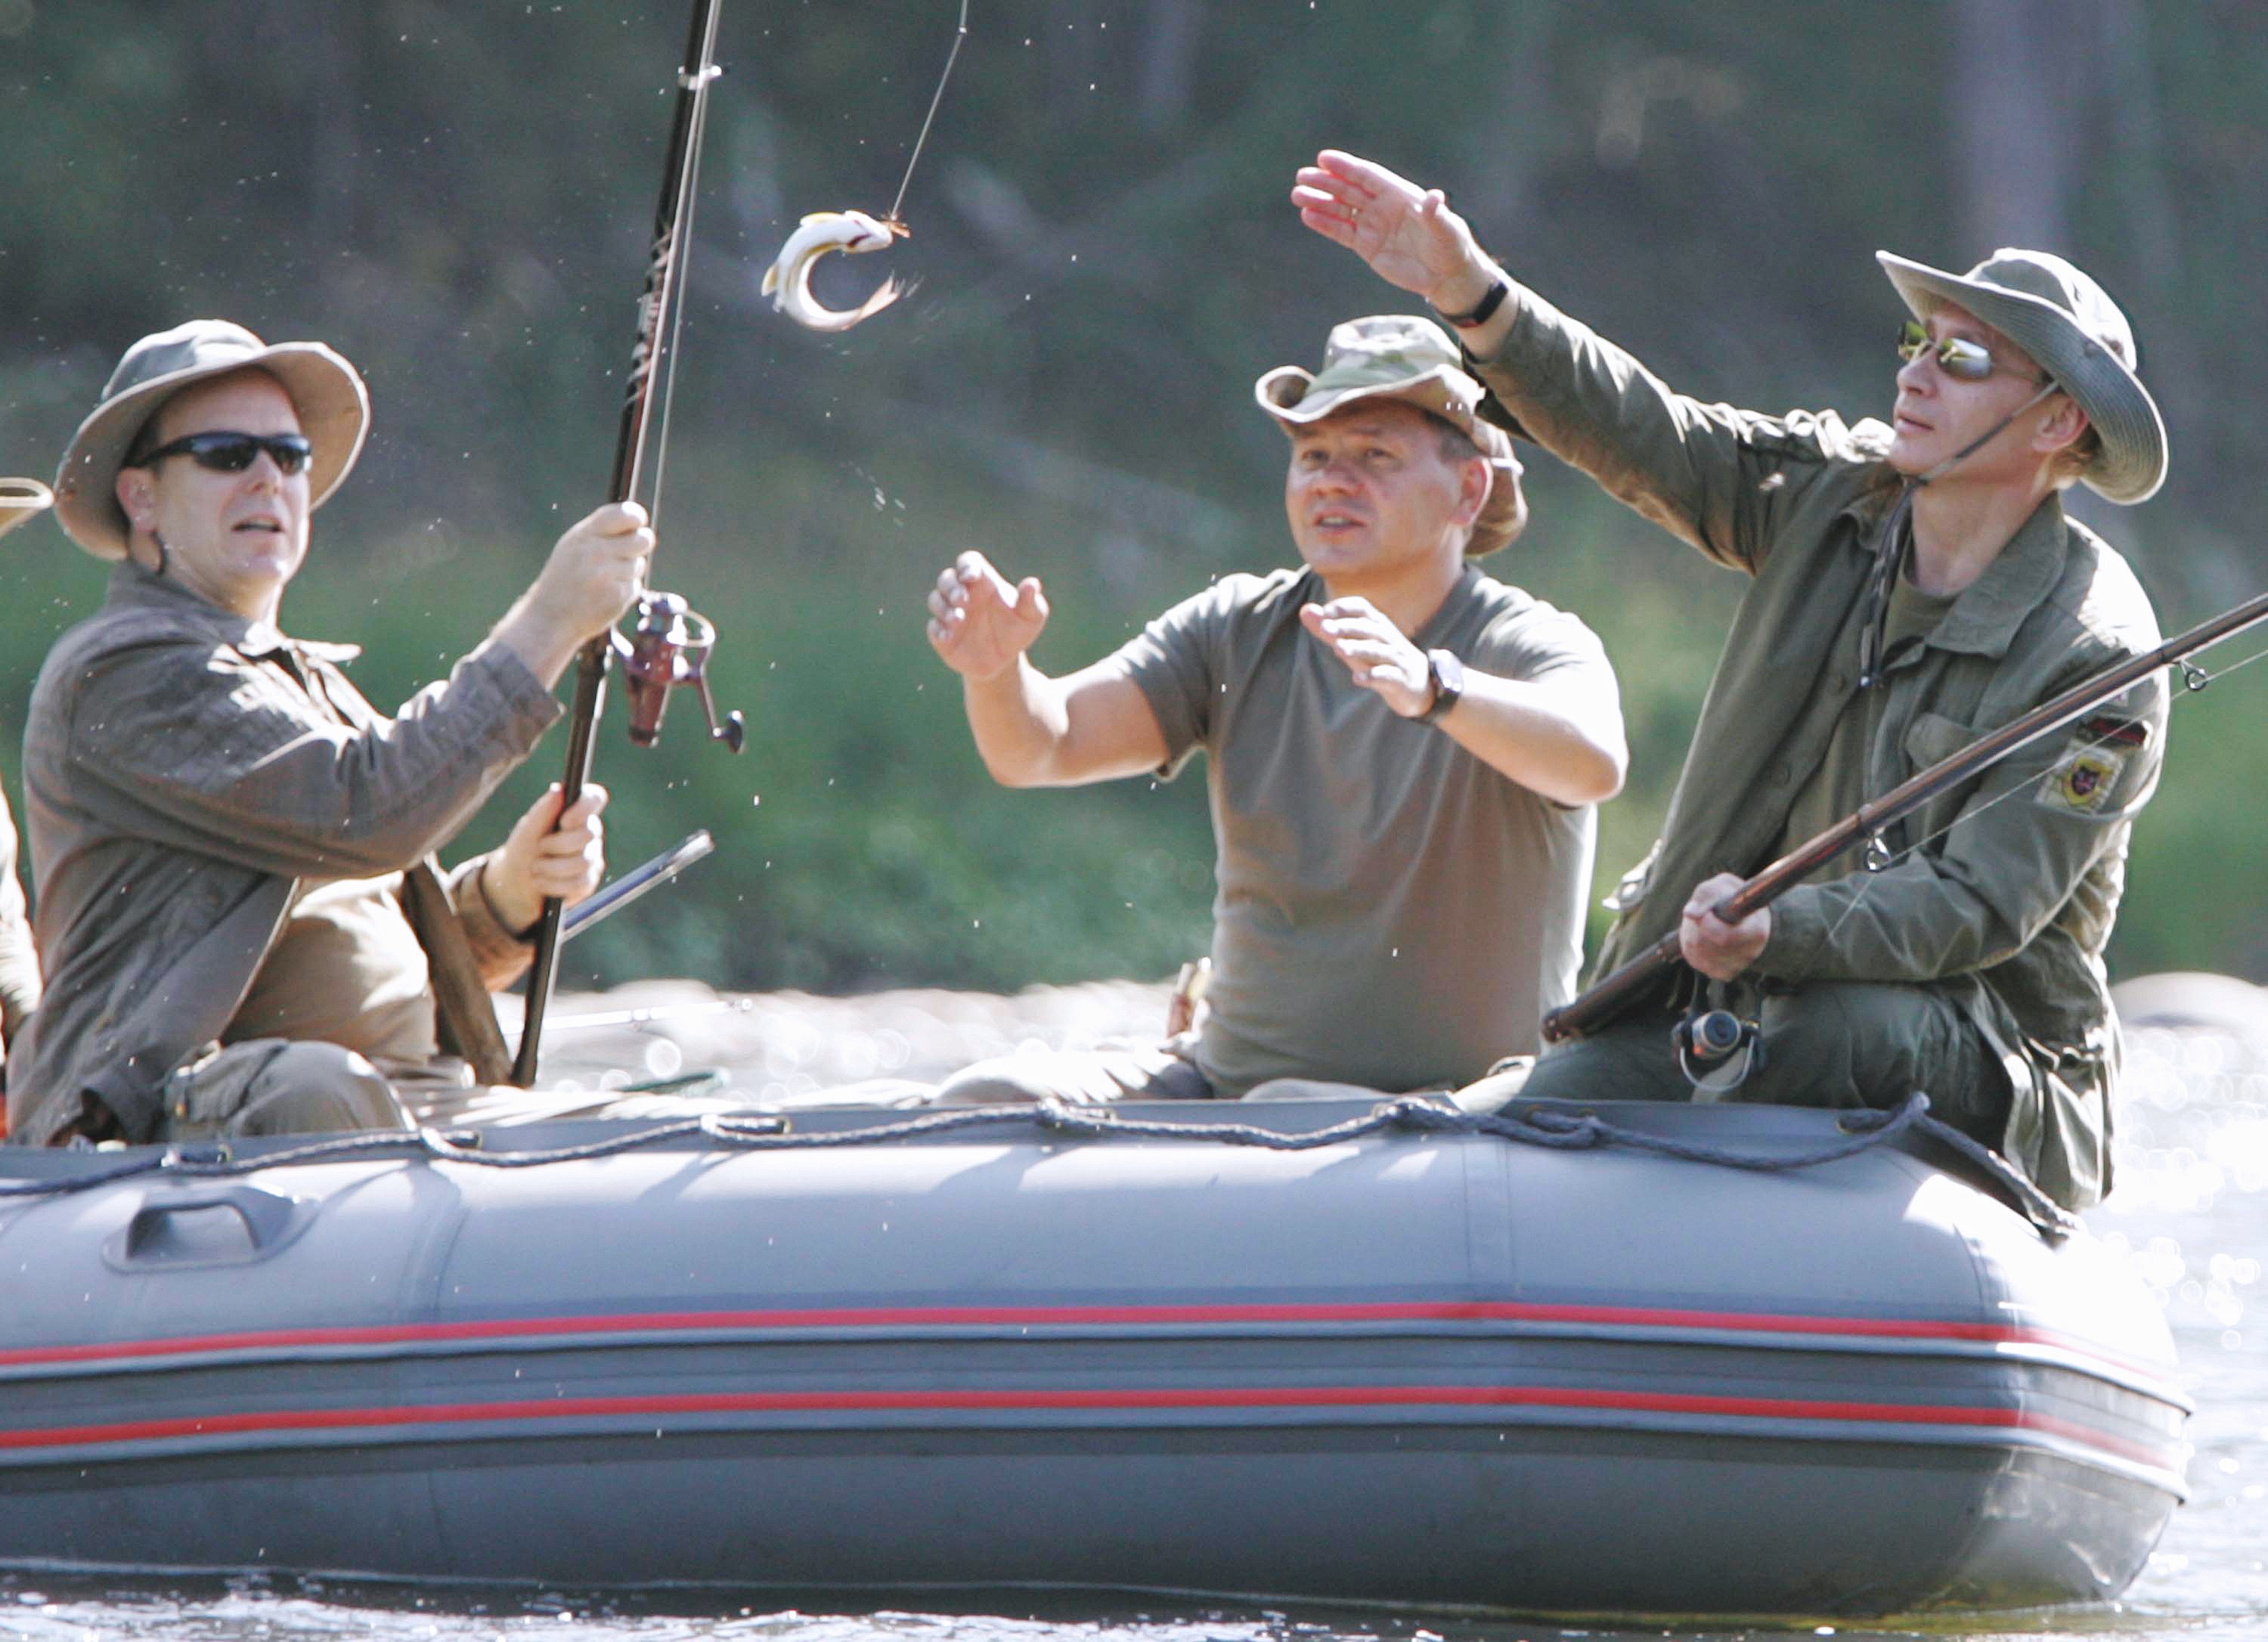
[3,0,2266,1001]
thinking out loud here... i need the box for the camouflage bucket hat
[54,319,370,559]
[1256,314,1522,475]
[1878,248,2166,504]
[0,478,51,542]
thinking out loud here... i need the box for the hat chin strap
[1912,379,2063,485]
[1857,379,2062,689]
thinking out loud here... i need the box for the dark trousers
[1519,981,2011,1144]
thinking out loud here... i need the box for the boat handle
[118,1185,302,1263]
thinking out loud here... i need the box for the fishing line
[885,0,971,226]
[1807,632,2268,950]
[644,57,721,541]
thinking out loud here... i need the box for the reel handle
[621,590,746,753]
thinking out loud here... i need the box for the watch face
[1423,649,1464,722]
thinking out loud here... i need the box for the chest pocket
[1898,711,1988,852]
[1901,711,1973,772]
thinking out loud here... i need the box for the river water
[1,990,2260,1642]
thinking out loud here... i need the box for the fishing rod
[1541,586,2268,1046]
[513,0,742,1088]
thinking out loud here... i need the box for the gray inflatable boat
[0,1094,2188,1617]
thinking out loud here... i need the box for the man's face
[1886,302,2058,485]
[1284,399,1483,585]
[114,369,310,622]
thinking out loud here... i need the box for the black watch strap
[1439,274,1510,330]
[1416,649,1465,724]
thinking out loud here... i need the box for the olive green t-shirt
[1772,572,1957,877]
[1112,565,1616,1098]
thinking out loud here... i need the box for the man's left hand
[1300,598,1435,717]
[482,783,609,937]
[1679,871,1768,981]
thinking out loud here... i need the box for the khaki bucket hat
[1256,314,1522,476]
[0,477,52,542]
[1877,249,2166,504]
[53,319,370,559]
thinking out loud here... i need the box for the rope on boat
[8,1092,2074,1238]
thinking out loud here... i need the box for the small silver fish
[761,210,909,333]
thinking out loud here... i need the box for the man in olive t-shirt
[922,316,1625,1103]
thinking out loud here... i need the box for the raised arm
[1293,149,1875,575]
[1300,597,1625,807]
[925,550,1168,787]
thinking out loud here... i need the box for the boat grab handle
[107,1185,308,1269]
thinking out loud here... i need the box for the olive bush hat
[0,478,51,542]
[1877,248,2166,504]
[53,319,370,559]
[1256,314,1523,476]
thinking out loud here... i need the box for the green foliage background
[2,0,2263,997]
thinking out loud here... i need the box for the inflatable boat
[0,1092,2189,1618]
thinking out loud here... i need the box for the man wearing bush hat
[1297,150,2169,1211]
[8,320,653,1148]
[922,313,1626,1105]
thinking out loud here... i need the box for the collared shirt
[1467,290,2167,1210]
[8,559,560,1145]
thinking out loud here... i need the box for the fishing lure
[761,210,909,333]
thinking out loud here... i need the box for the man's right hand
[492,502,654,687]
[1290,150,1504,322]
[926,550,1049,682]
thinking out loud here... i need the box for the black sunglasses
[1896,319,2047,386]
[131,430,314,477]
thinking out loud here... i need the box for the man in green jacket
[1294,150,2169,1211]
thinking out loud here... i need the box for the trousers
[931,1039,1213,1105]
[159,1039,414,1141]
[1513,980,2010,1143]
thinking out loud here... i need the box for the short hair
[1427,414,1527,557]
[2047,421,2103,488]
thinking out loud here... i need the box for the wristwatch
[1416,648,1465,724]
[1438,274,1511,330]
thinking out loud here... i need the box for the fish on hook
[761,210,910,332]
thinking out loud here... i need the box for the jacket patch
[2074,711,2151,749]
[2039,743,2128,814]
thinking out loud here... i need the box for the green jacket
[1470,290,2167,1210]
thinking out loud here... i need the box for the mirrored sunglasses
[1896,319,2004,380]
[132,430,314,476]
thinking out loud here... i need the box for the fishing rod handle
[512,633,612,1086]
[1541,931,1681,1043]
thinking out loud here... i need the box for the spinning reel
[1673,990,1765,1098]
[619,591,745,753]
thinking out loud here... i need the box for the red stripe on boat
[0,1301,2164,1379]
[0,1384,2178,1471]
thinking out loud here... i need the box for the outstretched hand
[927,550,1050,682]
[1301,597,1434,719]
[1290,150,1493,312]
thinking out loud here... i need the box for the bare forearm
[962,657,1076,787]
[1436,672,1625,807]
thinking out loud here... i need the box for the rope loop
[0,1090,2077,1238]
